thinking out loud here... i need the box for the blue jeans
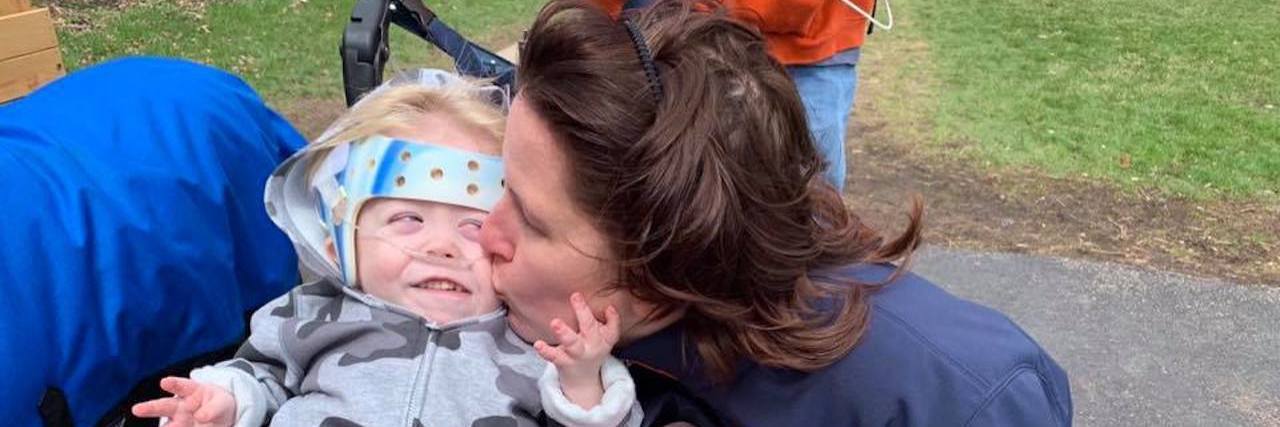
[787,62,859,191]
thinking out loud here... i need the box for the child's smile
[353,197,497,324]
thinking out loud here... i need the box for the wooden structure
[1,0,64,103]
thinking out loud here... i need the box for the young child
[132,70,640,427]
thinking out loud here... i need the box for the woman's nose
[480,230,512,263]
[480,201,515,263]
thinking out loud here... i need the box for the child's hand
[533,292,621,408]
[131,376,236,427]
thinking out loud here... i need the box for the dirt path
[845,51,1280,285]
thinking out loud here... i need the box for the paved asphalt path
[911,247,1280,426]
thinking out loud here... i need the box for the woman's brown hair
[518,0,923,382]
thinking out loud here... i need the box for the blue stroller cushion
[0,57,303,425]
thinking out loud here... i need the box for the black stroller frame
[340,0,517,107]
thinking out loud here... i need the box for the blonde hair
[308,78,506,180]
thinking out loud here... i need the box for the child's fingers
[602,304,619,327]
[601,305,621,345]
[177,392,202,415]
[569,293,599,330]
[192,399,224,424]
[552,318,592,358]
[159,376,198,398]
[534,340,569,365]
[163,418,193,427]
[132,398,179,418]
[551,318,581,350]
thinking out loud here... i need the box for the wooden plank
[0,47,64,103]
[0,8,58,62]
[0,0,32,16]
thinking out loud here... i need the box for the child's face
[354,197,496,324]
[351,111,502,323]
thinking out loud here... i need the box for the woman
[479,0,1072,425]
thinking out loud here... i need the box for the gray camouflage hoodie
[190,278,640,427]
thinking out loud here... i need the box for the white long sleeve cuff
[538,356,636,427]
[189,366,272,427]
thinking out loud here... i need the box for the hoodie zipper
[403,324,436,427]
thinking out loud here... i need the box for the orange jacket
[593,0,874,65]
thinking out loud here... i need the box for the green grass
[57,0,539,102]
[899,0,1280,198]
[54,0,1280,198]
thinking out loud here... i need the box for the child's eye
[389,212,424,223]
[387,212,424,233]
[458,218,483,241]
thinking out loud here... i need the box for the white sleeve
[189,366,274,427]
[538,356,642,427]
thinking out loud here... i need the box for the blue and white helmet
[263,69,505,286]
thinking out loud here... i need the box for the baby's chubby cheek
[468,258,498,303]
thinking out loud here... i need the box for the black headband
[621,14,664,104]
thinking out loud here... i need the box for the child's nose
[424,246,457,259]
[416,223,460,259]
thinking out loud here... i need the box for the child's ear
[324,236,337,263]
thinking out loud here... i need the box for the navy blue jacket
[619,263,1072,426]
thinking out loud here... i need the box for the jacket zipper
[403,326,436,427]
